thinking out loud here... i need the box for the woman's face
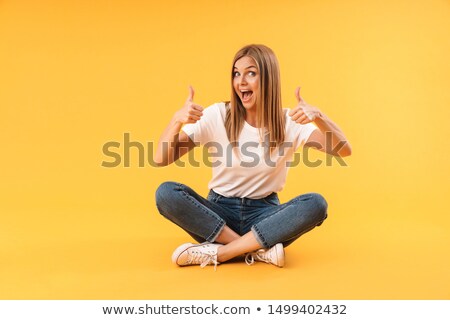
[233,56,260,111]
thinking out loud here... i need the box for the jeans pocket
[262,193,279,206]
[208,190,222,203]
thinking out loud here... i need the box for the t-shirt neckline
[243,120,260,133]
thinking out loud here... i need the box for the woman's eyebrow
[233,65,257,69]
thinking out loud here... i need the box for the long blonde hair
[225,44,285,151]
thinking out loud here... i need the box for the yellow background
[1,0,449,299]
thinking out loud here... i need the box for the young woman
[155,44,351,269]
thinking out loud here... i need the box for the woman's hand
[154,86,201,166]
[289,86,352,157]
[174,86,204,125]
[288,87,321,124]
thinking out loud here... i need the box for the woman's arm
[288,87,352,157]
[154,86,204,166]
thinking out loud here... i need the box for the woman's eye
[249,71,256,76]
[233,71,240,77]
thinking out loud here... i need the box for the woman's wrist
[171,113,184,129]
[313,109,325,123]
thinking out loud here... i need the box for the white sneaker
[245,243,284,267]
[172,242,222,270]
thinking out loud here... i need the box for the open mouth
[240,90,253,103]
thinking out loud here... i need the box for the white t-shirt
[182,102,317,199]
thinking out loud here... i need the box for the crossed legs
[214,227,260,262]
[156,181,327,268]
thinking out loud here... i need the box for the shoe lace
[188,250,219,271]
[244,253,255,265]
[245,249,270,266]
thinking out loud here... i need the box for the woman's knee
[294,192,328,223]
[310,193,327,211]
[309,193,328,222]
[155,181,186,218]
[155,181,178,205]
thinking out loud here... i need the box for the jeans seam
[179,188,225,242]
[291,195,313,204]
[251,225,269,248]
[209,221,225,243]
[261,193,278,206]
[210,190,222,203]
[240,199,244,235]
[261,198,276,206]
[251,200,317,247]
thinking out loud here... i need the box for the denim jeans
[155,181,328,248]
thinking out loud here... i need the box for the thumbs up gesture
[288,87,320,124]
[174,86,204,125]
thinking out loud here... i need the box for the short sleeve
[296,122,317,148]
[181,103,220,146]
[284,110,318,150]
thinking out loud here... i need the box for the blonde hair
[225,44,285,151]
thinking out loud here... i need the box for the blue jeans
[155,181,328,248]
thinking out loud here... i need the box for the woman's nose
[239,75,247,85]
